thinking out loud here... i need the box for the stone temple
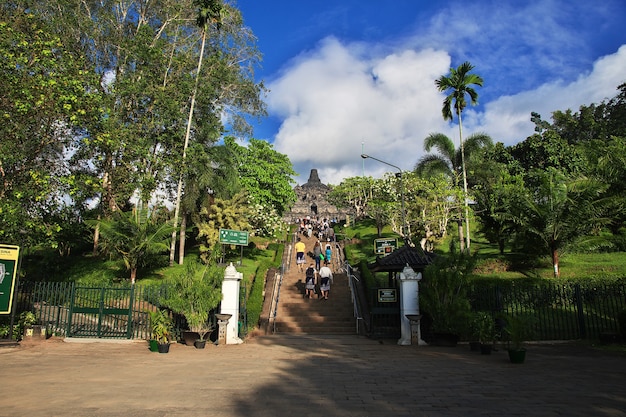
[283,169,354,224]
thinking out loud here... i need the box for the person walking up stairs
[273,233,355,334]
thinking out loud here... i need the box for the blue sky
[236,0,626,185]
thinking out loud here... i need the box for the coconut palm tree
[435,61,484,250]
[415,132,492,250]
[415,132,492,185]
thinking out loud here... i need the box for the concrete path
[1,335,625,417]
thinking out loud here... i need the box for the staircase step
[271,235,356,335]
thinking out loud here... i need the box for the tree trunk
[457,219,465,252]
[178,214,187,265]
[552,245,560,278]
[92,220,100,256]
[130,268,137,285]
[170,27,208,266]
[457,111,471,251]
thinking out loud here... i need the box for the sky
[236,0,626,186]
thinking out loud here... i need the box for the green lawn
[341,219,626,281]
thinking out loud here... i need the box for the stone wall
[283,169,353,224]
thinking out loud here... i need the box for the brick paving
[1,335,625,417]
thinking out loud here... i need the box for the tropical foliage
[86,208,174,283]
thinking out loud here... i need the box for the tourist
[324,242,332,267]
[318,264,333,300]
[313,240,322,269]
[295,237,306,271]
[304,263,316,299]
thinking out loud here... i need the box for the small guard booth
[366,245,433,344]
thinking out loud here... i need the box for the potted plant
[159,260,223,349]
[18,311,37,339]
[149,309,173,353]
[473,312,495,354]
[421,243,474,346]
[502,314,535,364]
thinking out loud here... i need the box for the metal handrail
[344,260,365,335]
[269,232,297,333]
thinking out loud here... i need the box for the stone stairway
[272,235,356,335]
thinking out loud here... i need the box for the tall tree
[435,62,484,251]
[414,132,492,250]
[170,0,223,266]
[0,11,98,248]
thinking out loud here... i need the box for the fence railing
[468,281,626,341]
[9,281,243,341]
[8,279,626,342]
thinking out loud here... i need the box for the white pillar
[221,263,243,344]
[397,264,427,346]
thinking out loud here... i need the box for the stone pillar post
[397,264,427,346]
[220,263,243,344]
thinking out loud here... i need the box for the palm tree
[170,0,223,266]
[415,132,492,184]
[415,132,492,250]
[510,168,610,278]
[435,61,484,250]
[87,208,174,284]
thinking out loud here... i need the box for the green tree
[510,168,610,277]
[196,192,251,262]
[170,0,224,266]
[0,12,98,248]
[86,208,175,284]
[327,176,377,221]
[473,163,526,254]
[227,137,297,215]
[404,174,463,251]
[435,61,484,251]
[414,132,492,250]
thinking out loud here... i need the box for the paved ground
[1,335,625,417]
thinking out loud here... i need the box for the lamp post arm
[361,153,409,244]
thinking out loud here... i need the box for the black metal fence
[7,281,247,341]
[365,280,626,341]
[468,281,626,341]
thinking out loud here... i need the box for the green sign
[0,244,20,314]
[374,238,397,255]
[219,229,249,246]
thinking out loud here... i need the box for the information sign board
[377,288,397,303]
[219,229,249,246]
[374,238,398,255]
[0,244,20,314]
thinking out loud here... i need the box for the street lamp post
[361,154,408,244]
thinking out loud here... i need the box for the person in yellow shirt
[295,237,306,271]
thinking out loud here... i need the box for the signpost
[219,229,249,266]
[219,229,249,246]
[377,288,397,303]
[374,238,397,256]
[0,244,20,314]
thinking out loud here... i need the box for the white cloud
[475,45,626,146]
[268,37,626,186]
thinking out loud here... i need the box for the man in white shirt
[318,265,333,300]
